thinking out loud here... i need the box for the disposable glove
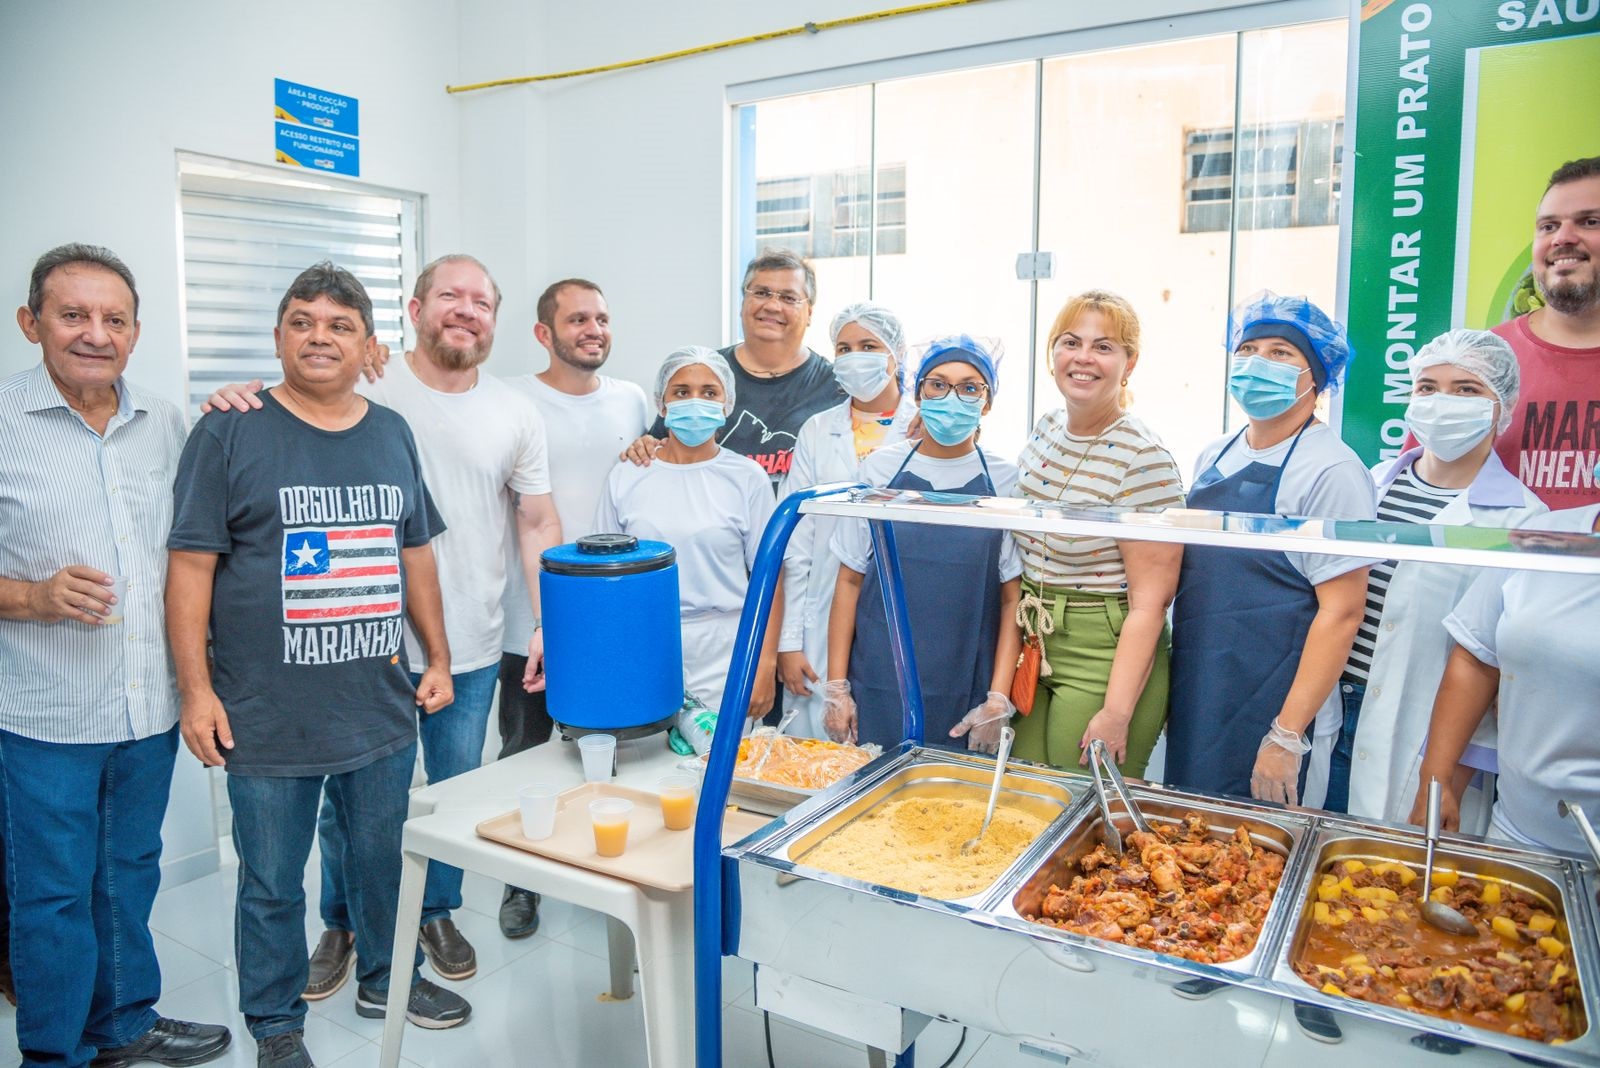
[1251,717,1311,806]
[821,679,857,745]
[949,691,1014,754]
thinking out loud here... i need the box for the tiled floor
[0,846,1035,1067]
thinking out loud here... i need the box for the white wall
[0,0,468,885]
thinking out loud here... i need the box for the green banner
[1341,0,1600,465]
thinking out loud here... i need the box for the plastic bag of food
[674,692,717,756]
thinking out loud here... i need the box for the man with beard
[203,254,561,992]
[493,279,650,938]
[1493,156,1600,507]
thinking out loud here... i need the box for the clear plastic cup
[103,576,128,625]
[657,773,698,831]
[577,734,617,782]
[517,782,561,840]
[589,797,633,857]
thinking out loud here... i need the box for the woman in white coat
[776,303,917,738]
[1337,329,1545,829]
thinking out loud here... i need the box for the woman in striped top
[1010,291,1185,775]
[1335,329,1544,827]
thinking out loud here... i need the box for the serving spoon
[1419,778,1478,937]
[748,706,801,781]
[960,726,1016,855]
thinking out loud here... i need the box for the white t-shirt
[594,448,777,617]
[500,374,652,654]
[830,441,1024,582]
[361,356,550,672]
[1444,504,1600,854]
[1192,421,1376,584]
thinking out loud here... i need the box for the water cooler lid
[541,534,676,576]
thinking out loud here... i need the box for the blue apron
[847,446,1003,750]
[1166,421,1318,798]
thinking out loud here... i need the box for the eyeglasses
[919,377,989,404]
[744,285,809,308]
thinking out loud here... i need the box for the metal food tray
[1270,821,1600,1063]
[683,741,884,816]
[991,789,1312,977]
[777,754,1080,906]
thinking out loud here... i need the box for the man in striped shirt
[0,245,230,1067]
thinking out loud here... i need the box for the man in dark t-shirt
[642,247,844,484]
[166,264,470,1061]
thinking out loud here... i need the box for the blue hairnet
[654,345,736,416]
[915,335,1003,395]
[831,301,908,388]
[1227,291,1352,393]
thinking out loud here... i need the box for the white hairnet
[1409,328,1520,434]
[653,345,737,416]
[830,302,908,361]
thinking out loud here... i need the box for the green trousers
[1010,587,1169,777]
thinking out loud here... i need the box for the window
[753,165,907,259]
[177,154,422,416]
[1183,118,1343,233]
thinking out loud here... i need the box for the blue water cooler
[539,534,683,737]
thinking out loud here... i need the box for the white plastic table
[377,734,694,1068]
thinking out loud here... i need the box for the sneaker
[303,929,355,1001]
[355,977,472,1029]
[255,1030,314,1068]
[418,916,476,979]
[498,886,541,939]
[90,1017,232,1066]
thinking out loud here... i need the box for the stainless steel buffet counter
[723,744,1600,1067]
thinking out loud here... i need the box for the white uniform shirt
[1444,504,1600,853]
[594,448,777,618]
[831,441,1024,581]
[1193,421,1377,584]
[362,356,550,672]
[500,374,651,655]
[1346,448,1547,826]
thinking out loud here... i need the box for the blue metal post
[868,518,925,746]
[694,484,860,1067]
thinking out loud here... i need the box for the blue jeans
[319,663,497,929]
[228,741,418,1039]
[0,726,176,1067]
[1323,680,1367,815]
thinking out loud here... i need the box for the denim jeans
[0,726,176,1067]
[1323,680,1367,815]
[320,663,497,929]
[228,741,418,1039]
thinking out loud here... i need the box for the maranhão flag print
[281,524,401,622]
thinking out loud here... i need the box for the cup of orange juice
[590,798,633,857]
[657,773,698,831]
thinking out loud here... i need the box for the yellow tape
[446,0,986,93]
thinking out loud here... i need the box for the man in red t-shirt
[1492,155,1600,508]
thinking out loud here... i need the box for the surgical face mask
[1228,354,1312,420]
[663,399,725,447]
[1405,393,1496,462]
[919,393,983,446]
[833,352,894,402]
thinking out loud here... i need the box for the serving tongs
[1087,738,1153,856]
[1557,799,1600,906]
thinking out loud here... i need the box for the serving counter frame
[690,484,1600,1067]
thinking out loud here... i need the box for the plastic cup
[517,783,561,840]
[103,576,128,625]
[657,773,699,831]
[578,734,617,782]
[590,797,633,857]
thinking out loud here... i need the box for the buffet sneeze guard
[691,484,1600,1068]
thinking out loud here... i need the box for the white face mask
[1405,393,1497,462]
[832,352,893,402]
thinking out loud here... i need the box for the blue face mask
[919,393,983,446]
[663,399,725,447]
[1228,354,1312,419]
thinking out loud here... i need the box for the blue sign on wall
[275,123,360,177]
[274,78,359,137]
